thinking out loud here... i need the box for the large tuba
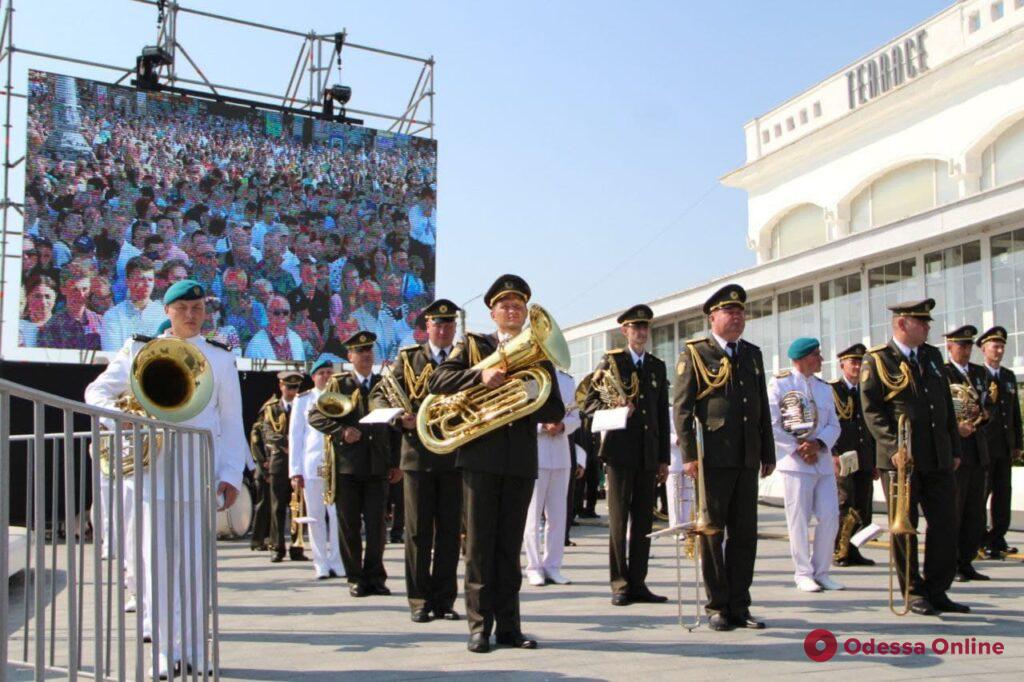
[416,304,570,455]
[98,337,215,476]
[314,380,357,505]
[888,414,917,616]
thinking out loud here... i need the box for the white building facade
[565,0,1024,387]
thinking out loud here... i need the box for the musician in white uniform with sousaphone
[85,279,246,679]
[767,337,843,594]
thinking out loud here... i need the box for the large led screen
[20,70,437,362]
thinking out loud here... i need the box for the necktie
[726,341,737,358]
[909,350,921,376]
[439,349,447,363]
[362,378,370,392]
[635,357,643,373]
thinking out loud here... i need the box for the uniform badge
[651,377,658,388]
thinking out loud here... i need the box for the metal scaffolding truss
[0,0,436,369]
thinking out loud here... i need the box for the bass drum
[217,484,253,540]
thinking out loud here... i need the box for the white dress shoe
[796,577,822,592]
[526,570,546,586]
[545,570,572,585]
[124,596,137,613]
[815,576,845,591]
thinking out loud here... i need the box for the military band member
[769,338,843,593]
[369,298,463,623]
[253,371,307,563]
[830,343,877,568]
[583,304,669,605]
[428,275,565,653]
[249,417,272,552]
[309,331,400,597]
[943,325,991,581]
[673,284,775,631]
[85,280,246,678]
[977,326,1022,560]
[574,386,602,520]
[289,358,346,580]
[860,299,967,615]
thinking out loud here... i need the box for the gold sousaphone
[416,304,571,454]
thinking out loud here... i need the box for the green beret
[787,337,820,361]
[155,319,172,335]
[163,279,205,306]
[310,357,333,375]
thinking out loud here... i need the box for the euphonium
[416,304,570,455]
[888,414,917,616]
[97,337,215,476]
[314,382,357,506]
[379,362,414,413]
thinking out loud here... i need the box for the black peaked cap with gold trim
[887,298,935,321]
[944,324,978,343]
[485,274,531,308]
[277,370,303,386]
[416,298,460,330]
[977,326,1007,347]
[343,330,377,351]
[617,304,654,325]
[702,283,746,315]
[837,343,867,360]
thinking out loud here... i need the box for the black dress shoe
[270,553,284,563]
[833,557,851,567]
[328,570,339,578]
[371,584,392,596]
[708,613,734,631]
[349,583,368,597]
[411,609,432,623]
[317,574,330,581]
[630,589,668,603]
[434,607,460,621]
[467,633,490,654]
[961,566,990,581]
[496,632,538,649]
[579,510,599,519]
[289,547,309,561]
[909,598,938,616]
[389,535,404,544]
[933,595,970,614]
[983,548,1004,560]
[158,662,181,680]
[611,594,631,606]
[848,553,875,566]
[730,612,766,629]
[564,540,577,547]
[954,572,970,583]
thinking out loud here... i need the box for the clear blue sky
[12,0,950,330]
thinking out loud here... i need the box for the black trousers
[881,469,957,601]
[250,473,271,548]
[606,465,657,595]
[956,463,987,571]
[582,451,600,513]
[268,473,292,552]
[700,467,758,616]
[462,470,534,637]
[836,469,874,559]
[335,474,388,587]
[404,469,462,613]
[985,455,1013,552]
[388,480,405,542]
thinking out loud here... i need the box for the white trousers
[524,468,570,575]
[781,471,840,583]
[303,478,344,578]
[666,472,694,530]
[142,498,206,672]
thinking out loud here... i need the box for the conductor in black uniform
[943,325,991,582]
[309,330,402,597]
[830,343,877,567]
[370,298,463,623]
[428,275,565,653]
[673,284,775,631]
[583,304,670,605]
[860,299,967,615]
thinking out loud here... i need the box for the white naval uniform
[85,331,246,674]
[768,370,841,586]
[288,388,344,579]
[665,416,694,530]
[524,370,581,580]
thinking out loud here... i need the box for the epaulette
[399,344,420,354]
[132,334,154,343]
[205,338,232,352]
[685,337,709,346]
[774,369,791,379]
[867,343,888,353]
[606,348,625,355]
[260,396,279,407]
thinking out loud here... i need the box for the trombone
[888,414,917,616]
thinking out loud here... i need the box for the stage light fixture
[329,85,352,105]
[135,45,174,92]
[322,84,354,122]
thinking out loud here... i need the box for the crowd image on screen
[20,70,437,361]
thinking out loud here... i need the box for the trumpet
[888,414,917,616]
[314,383,357,506]
[416,304,570,454]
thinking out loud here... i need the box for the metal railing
[1,378,221,681]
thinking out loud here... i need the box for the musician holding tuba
[308,330,401,598]
[860,299,967,616]
[673,284,775,632]
[582,304,670,607]
[768,338,843,594]
[427,275,565,654]
[84,280,246,678]
[289,358,346,580]
[943,325,991,582]
[368,298,463,623]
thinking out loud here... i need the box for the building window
[799,109,808,124]
[568,337,591,382]
[969,11,981,32]
[744,296,777,373]
[925,241,983,335]
[849,160,958,232]
[991,228,1024,367]
[992,1,1005,20]
[774,123,782,138]
[980,116,1024,190]
[868,258,922,344]
[762,130,770,145]
[652,323,675,386]
[820,273,865,380]
[813,101,822,117]
[768,204,827,260]
[777,286,816,364]
[786,117,795,131]
[676,315,705,356]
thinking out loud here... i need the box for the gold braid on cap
[832,386,854,421]
[688,344,732,400]
[871,352,914,401]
